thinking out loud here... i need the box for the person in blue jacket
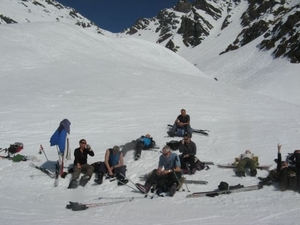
[134,134,156,160]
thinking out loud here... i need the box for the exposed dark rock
[193,0,222,20]
[0,14,17,24]
[174,0,192,13]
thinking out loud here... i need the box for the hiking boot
[79,175,90,187]
[235,171,245,177]
[117,179,129,186]
[68,179,78,189]
[135,183,151,194]
[167,131,175,137]
[169,183,177,197]
[250,169,257,177]
[190,168,196,174]
[94,173,104,185]
[134,154,141,161]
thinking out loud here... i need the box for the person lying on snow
[134,134,156,161]
[135,145,181,197]
[235,150,257,177]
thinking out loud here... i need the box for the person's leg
[68,166,81,188]
[188,155,196,171]
[94,162,106,184]
[179,155,188,169]
[246,159,257,176]
[71,166,81,181]
[136,169,160,193]
[236,158,247,176]
[135,142,144,160]
[279,168,289,191]
[85,164,94,177]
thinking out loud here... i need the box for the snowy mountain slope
[1,0,300,106]
[0,0,112,35]
[122,0,300,64]
[1,20,300,225]
[120,0,300,105]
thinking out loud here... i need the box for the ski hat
[112,145,120,154]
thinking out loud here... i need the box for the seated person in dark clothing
[168,109,193,137]
[94,146,128,186]
[179,133,197,174]
[134,134,156,160]
[135,145,181,197]
[68,139,94,189]
[277,143,298,191]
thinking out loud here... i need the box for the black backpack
[218,181,229,190]
[166,140,181,150]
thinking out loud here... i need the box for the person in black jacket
[277,143,297,191]
[179,133,197,174]
[168,109,193,137]
[68,139,94,188]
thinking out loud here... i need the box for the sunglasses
[184,138,189,141]
[80,142,86,144]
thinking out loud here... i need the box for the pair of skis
[186,184,263,198]
[66,197,134,211]
[167,124,209,136]
[217,164,271,171]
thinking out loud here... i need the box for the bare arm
[104,149,113,176]
[114,152,124,168]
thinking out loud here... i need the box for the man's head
[181,109,186,116]
[245,150,251,154]
[183,133,191,143]
[145,134,151,138]
[112,145,120,154]
[162,145,171,158]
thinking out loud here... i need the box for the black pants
[145,169,181,188]
[279,168,297,191]
[180,155,196,170]
[135,142,145,157]
[92,161,126,179]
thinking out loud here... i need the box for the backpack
[8,142,24,154]
[218,181,229,190]
[195,157,206,170]
[166,140,181,150]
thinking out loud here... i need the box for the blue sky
[58,0,179,33]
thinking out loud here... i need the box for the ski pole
[118,173,151,198]
[178,170,190,192]
[39,145,49,161]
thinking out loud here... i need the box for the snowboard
[186,184,263,198]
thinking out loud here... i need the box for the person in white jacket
[235,150,257,177]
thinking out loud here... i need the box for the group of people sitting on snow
[67,108,300,196]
